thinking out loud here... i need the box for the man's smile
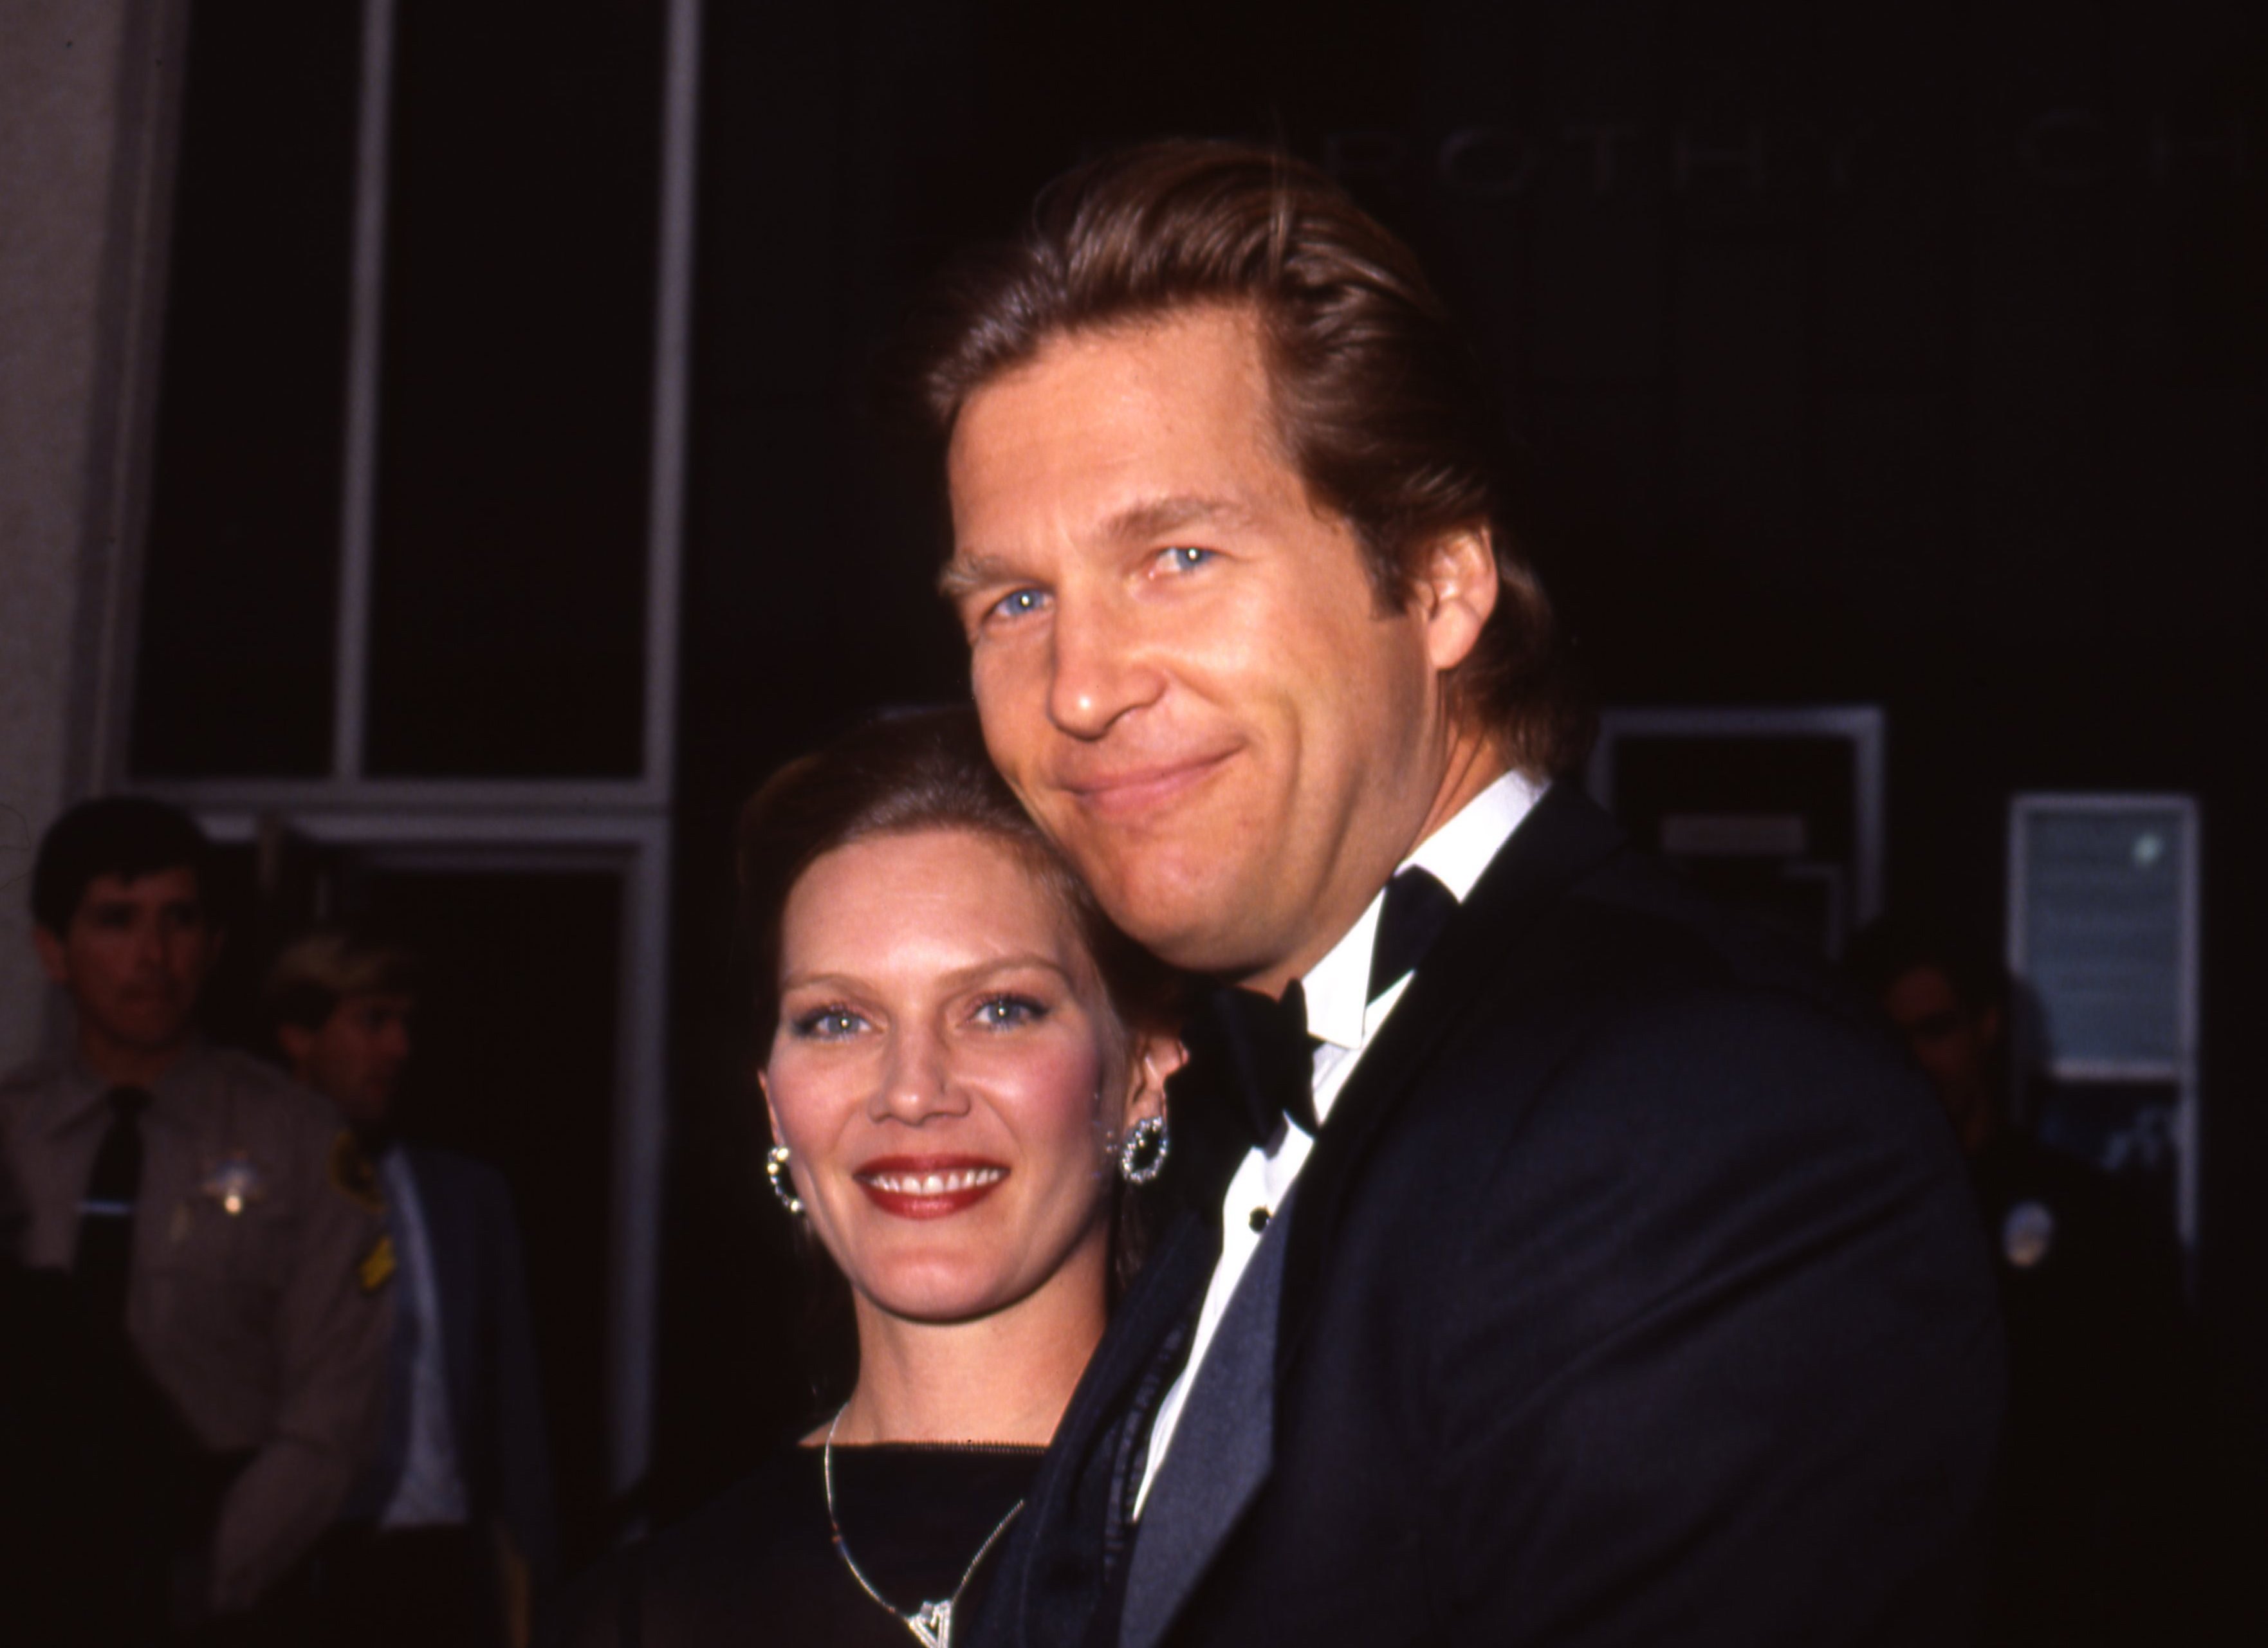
[1052,746,1240,820]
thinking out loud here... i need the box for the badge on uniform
[359,1232,397,1293]
[328,1131,385,1214]
[199,1153,268,1217]
[2002,1199,2056,1270]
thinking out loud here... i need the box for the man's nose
[133,919,169,969]
[872,1024,968,1124]
[1046,595,1164,739]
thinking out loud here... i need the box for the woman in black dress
[558,708,1182,1646]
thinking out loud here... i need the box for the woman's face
[762,827,1165,1327]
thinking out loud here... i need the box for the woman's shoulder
[547,1447,827,1648]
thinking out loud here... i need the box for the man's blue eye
[1162,545,1213,571]
[991,589,1046,619]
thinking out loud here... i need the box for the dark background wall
[110,0,2265,1563]
[659,0,2265,1515]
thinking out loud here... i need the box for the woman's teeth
[865,1167,1004,1195]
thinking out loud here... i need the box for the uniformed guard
[0,797,392,1632]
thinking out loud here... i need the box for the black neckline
[802,1439,1047,1458]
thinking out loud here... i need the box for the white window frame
[131,0,705,1508]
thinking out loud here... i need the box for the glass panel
[362,1,663,777]
[131,1,360,776]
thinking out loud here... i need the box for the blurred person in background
[267,926,557,1648]
[557,707,1183,1646]
[0,797,392,1643]
[1848,916,2198,1648]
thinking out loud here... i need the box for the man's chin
[1095,869,1275,976]
[98,1016,196,1060]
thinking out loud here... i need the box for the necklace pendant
[908,1599,953,1648]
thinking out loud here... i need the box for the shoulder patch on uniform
[359,1232,396,1293]
[329,1131,385,1214]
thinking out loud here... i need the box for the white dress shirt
[377,1149,470,1528]
[1134,769,1544,1513]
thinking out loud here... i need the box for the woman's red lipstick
[853,1155,1009,1219]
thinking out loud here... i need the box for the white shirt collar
[1301,769,1544,1052]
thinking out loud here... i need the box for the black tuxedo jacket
[972,786,2004,1648]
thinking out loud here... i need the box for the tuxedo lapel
[985,1207,1217,1648]
[1275,784,1627,1377]
[1118,1195,1294,1648]
[1101,789,1623,1647]
[986,789,1625,1648]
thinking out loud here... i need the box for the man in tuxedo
[266,929,555,1647]
[916,142,2004,1646]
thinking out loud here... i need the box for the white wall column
[0,0,187,1068]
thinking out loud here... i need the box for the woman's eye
[790,1006,865,1039]
[974,994,1047,1029]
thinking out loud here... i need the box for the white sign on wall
[2007,794,2200,1252]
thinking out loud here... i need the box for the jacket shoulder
[202,1047,345,1135]
[1401,848,1940,1192]
[1550,848,1877,1023]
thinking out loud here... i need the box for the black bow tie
[1188,980,1322,1149]
[1186,868,1463,1151]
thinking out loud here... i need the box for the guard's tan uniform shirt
[0,1043,392,1612]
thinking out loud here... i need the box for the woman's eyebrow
[778,955,1075,995]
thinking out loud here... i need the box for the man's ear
[32,925,69,987]
[1123,1032,1186,1128]
[1414,526,1499,674]
[275,1021,317,1076]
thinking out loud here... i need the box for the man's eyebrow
[937,551,1015,601]
[937,494,1254,601]
[1103,493,1250,543]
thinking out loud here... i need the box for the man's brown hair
[263,928,419,1035]
[906,138,1589,776]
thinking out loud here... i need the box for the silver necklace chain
[822,1409,1027,1648]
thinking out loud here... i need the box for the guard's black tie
[1367,866,1459,1004]
[73,1085,151,1325]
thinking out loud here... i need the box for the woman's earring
[1118,1115,1170,1186]
[766,1144,806,1215]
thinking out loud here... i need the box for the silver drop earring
[766,1144,806,1215]
[1118,1115,1170,1185]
